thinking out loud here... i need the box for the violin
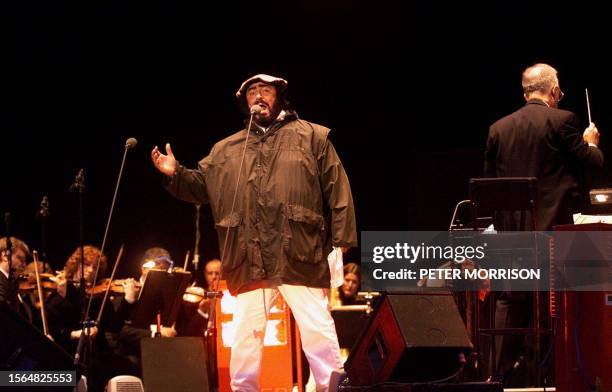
[18,272,59,293]
[182,284,223,304]
[86,278,142,296]
[183,285,205,304]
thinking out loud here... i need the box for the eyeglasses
[553,86,565,102]
[246,84,275,98]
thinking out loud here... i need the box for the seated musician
[45,245,127,392]
[176,258,221,336]
[338,263,365,306]
[112,247,177,376]
[45,245,108,352]
[0,237,37,324]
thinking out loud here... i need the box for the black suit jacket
[485,99,604,230]
[0,271,19,310]
[1,271,36,324]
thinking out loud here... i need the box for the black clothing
[485,99,604,230]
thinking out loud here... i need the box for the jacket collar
[526,98,549,107]
[247,109,299,139]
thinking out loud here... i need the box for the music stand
[468,177,550,384]
[469,177,537,231]
[130,269,192,329]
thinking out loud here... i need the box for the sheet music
[573,213,612,224]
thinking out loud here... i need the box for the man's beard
[254,104,280,127]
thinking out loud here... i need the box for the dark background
[3,1,612,282]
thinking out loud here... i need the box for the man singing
[151,74,357,391]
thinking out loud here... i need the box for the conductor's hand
[151,143,177,177]
[583,122,600,146]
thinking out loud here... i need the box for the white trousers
[230,285,342,392]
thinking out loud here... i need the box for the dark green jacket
[165,112,357,294]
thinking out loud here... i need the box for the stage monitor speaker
[141,337,210,392]
[0,303,74,392]
[0,302,73,371]
[344,292,473,385]
[332,305,371,350]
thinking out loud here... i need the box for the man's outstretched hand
[151,143,177,176]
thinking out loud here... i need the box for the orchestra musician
[112,247,177,377]
[177,258,221,336]
[0,237,36,324]
[45,245,108,351]
[337,263,364,306]
[43,245,127,392]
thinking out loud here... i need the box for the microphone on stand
[76,137,138,370]
[87,137,138,301]
[37,196,50,262]
[69,169,85,193]
[38,196,50,217]
[125,137,138,149]
[250,104,263,114]
[207,106,261,337]
[68,168,87,321]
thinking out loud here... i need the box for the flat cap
[236,74,288,99]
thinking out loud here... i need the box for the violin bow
[32,250,50,337]
[96,244,124,324]
[182,250,190,271]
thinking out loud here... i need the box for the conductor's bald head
[521,63,564,108]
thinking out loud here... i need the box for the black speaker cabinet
[141,337,210,392]
[0,303,73,371]
[0,303,74,392]
[345,292,473,385]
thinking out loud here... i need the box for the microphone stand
[73,139,137,388]
[69,168,93,384]
[69,170,88,332]
[206,107,259,344]
[4,213,13,294]
[193,204,201,273]
[37,196,50,263]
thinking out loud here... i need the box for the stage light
[142,260,157,269]
[589,189,612,205]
